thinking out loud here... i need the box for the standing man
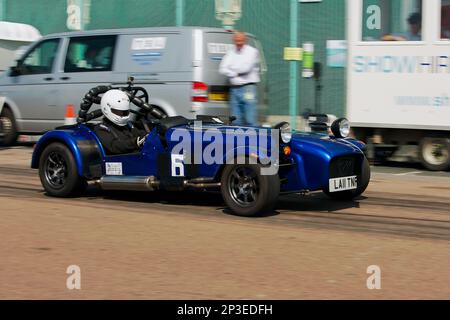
[220,31,260,126]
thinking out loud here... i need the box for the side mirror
[9,65,21,77]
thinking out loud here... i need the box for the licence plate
[208,92,229,101]
[329,176,358,192]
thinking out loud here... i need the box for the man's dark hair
[408,12,421,26]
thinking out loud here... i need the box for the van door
[202,32,234,107]
[4,38,61,132]
[113,32,192,117]
[54,35,118,124]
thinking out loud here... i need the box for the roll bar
[77,77,166,123]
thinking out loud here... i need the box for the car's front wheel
[39,142,87,197]
[221,162,280,216]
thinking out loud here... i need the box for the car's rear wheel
[324,157,371,200]
[0,107,18,146]
[39,142,87,197]
[221,162,280,216]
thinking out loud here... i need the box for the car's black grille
[329,156,361,178]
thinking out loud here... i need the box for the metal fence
[2,0,346,118]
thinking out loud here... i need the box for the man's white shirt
[219,44,260,86]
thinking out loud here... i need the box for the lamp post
[215,0,242,30]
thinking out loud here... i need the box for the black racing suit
[93,118,147,155]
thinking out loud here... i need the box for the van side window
[19,39,60,75]
[64,36,116,73]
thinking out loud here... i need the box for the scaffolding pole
[289,0,299,130]
[176,0,184,26]
[0,0,5,21]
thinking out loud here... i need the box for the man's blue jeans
[230,84,258,126]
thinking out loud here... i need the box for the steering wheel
[129,87,149,104]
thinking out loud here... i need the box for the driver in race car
[94,89,148,155]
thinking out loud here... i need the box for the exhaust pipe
[184,177,221,189]
[184,181,221,188]
[98,176,159,191]
[96,176,220,191]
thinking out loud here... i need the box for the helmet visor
[111,108,130,117]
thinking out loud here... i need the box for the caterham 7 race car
[31,79,370,216]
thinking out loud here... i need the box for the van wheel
[0,107,18,146]
[39,142,87,197]
[419,137,450,171]
[221,162,280,217]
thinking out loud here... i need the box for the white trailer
[347,0,450,170]
[0,21,40,72]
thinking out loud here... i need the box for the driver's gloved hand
[136,134,148,148]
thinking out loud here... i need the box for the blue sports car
[31,81,370,216]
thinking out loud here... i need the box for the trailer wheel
[39,142,87,197]
[221,162,280,217]
[419,137,450,171]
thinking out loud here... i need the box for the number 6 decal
[171,154,185,177]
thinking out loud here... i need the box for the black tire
[419,137,450,171]
[0,107,18,146]
[221,162,280,217]
[38,142,87,197]
[324,157,371,201]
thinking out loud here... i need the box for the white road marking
[394,171,422,176]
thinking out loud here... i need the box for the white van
[0,27,267,145]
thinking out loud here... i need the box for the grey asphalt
[1,146,450,299]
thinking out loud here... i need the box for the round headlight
[331,118,350,138]
[274,122,292,143]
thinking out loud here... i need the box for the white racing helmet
[100,89,131,126]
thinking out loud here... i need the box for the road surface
[1,146,449,299]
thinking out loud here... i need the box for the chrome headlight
[274,122,292,143]
[331,118,350,139]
